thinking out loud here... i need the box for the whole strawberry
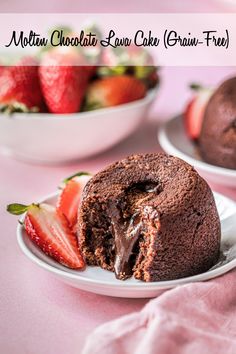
[39,49,89,113]
[84,75,147,110]
[0,56,44,112]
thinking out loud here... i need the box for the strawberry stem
[189,83,203,91]
[7,203,39,215]
[97,66,127,77]
[134,66,155,80]
[83,101,102,112]
[63,171,91,184]
[0,102,39,114]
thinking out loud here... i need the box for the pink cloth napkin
[82,271,236,354]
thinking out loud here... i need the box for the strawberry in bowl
[39,49,89,114]
[84,75,147,110]
[0,56,44,113]
[0,25,159,163]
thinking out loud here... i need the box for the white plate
[158,115,236,187]
[16,191,236,298]
[0,89,157,164]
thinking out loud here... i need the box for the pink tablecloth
[82,271,236,354]
[1,66,236,354]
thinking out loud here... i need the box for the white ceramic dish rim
[16,191,236,289]
[4,88,157,121]
[158,115,236,178]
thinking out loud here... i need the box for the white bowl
[17,191,236,298]
[0,89,157,164]
[158,115,236,187]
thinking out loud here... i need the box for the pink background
[0,0,236,13]
[1,2,236,354]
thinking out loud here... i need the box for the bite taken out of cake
[77,153,221,282]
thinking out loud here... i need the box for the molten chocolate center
[107,182,161,280]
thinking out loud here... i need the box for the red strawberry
[39,49,89,113]
[184,84,213,141]
[0,64,5,75]
[57,172,91,228]
[84,75,147,110]
[40,26,98,79]
[0,56,44,112]
[7,203,85,269]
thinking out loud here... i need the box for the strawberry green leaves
[62,171,91,184]
[7,203,39,215]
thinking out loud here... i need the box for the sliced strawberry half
[84,75,147,111]
[184,84,213,141]
[57,172,92,228]
[7,203,85,269]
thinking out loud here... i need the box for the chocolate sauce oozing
[107,182,161,280]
